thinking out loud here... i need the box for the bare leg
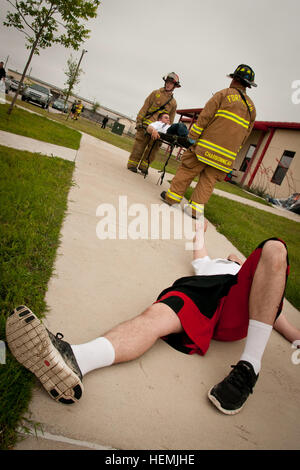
[104,303,183,363]
[238,239,288,371]
[249,240,287,324]
[208,240,288,414]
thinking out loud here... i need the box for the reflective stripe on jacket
[136,88,177,127]
[189,86,256,173]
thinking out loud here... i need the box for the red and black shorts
[155,238,289,356]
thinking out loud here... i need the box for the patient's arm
[274,313,300,345]
[193,218,208,260]
[147,124,160,140]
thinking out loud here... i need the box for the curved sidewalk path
[2,132,299,450]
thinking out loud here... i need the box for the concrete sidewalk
[5,132,299,450]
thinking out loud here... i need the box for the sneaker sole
[207,387,244,415]
[6,306,83,405]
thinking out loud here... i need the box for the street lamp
[71,49,87,92]
[74,49,87,80]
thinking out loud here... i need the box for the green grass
[47,111,135,152]
[4,96,134,152]
[0,103,81,150]
[185,189,300,310]
[213,180,272,206]
[150,151,181,174]
[0,145,75,450]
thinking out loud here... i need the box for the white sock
[240,319,273,375]
[71,337,115,377]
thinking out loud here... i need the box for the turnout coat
[136,87,177,128]
[189,85,256,173]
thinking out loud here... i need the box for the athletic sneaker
[208,360,258,415]
[6,306,83,405]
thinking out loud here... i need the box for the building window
[271,150,295,185]
[240,144,256,172]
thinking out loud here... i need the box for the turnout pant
[127,129,161,173]
[165,148,226,215]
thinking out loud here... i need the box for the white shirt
[192,256,241,276]
[149,121,171,134]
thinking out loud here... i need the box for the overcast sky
[0,0,300,122]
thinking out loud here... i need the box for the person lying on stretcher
[147,113,193,149]
[147,112,171,140]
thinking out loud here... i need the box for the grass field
[0,145,75,450]
[3,97,134,152]
[0,103,81,150]
[185,189,300,310]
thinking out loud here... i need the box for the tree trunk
[7,4,55,115]
[7,37,40,115]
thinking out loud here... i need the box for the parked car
[52,98,68,113]
[4,77,11,94]
[4,77,23,94]
[9,79,24,93]
[21,83,52,109]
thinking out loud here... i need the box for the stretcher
[143,132,191,185]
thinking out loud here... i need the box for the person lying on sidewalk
[6,221,299,414]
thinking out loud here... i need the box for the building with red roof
[176,108,300,199]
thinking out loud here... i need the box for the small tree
[92,101,100,113]
[4,0,101,115]
[63,53,83,107]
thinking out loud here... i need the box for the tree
[63,53,83,107]
[4,0,101,115]
[92,101,100,114]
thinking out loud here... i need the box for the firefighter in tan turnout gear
[161,65,257,218]
[127,73,180,175]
